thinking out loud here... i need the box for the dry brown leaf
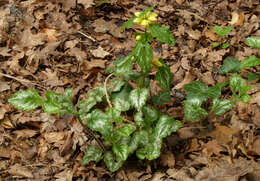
[205,27,219,41]
[55,169,73,181]
[86,59,106,70]
[176,0,185,5]
[13,129,38,139]
[186,29,202,40]
[0,104,7,120]
[42,68,64,87]
[8,164,34,178]
[0,119,15,129]
[78,0,94,9]
[202,140,226,157]
[90,46,110,58]
[92,18,109,33]
[230,12,245,26]
[160,151,175,168]
[200,71,215,85]
[40,28,59,42]
[213,125,238,145]
[44,132,65,143]
[174,71,195,89]
[0,146,11,158]
[18,29,46,48]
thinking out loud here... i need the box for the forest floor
[0,0,260,180]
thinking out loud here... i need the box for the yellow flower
[133,11,158,28]
[147,13,157,22]
[153,57,163,67]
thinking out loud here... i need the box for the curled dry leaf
[90,46,110,58]
[230,12,245,26]
[205,27,219,41]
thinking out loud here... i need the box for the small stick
[78,31,96,42]
[0,72,45,89]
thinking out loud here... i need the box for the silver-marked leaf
[129,88,149,110]
[142,105,159,125]
[133,41,153,73]
[246,36,260,48]
[112,144,129,161]
[8,89,43,111]
[114,98,130,112]
[116,124,136,137]
[104,151,124,172]
[152,90,171,105]
[240,56,260,69]
[184,98,208,122]
[108,78,125,92]
[155,64,172,90]
[211,99,234,115]
[149,24,175,45]
[129,130,149,154]
[154,114,181,139]
[184,81,208,102]
[206,82,228,99]
[219,57,241,74]
[134,111,145,127]
[88,109,113,138]
[114,55,133,76]
[82,145,103,165]
[78,96,97,120]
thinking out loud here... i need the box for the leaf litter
[0,0,259,180]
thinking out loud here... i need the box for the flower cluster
[133,11,158,28]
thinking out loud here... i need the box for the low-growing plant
[213,25,234,49]
[8,7,182,172]
[8,7,260,172]
[183,36,260,122]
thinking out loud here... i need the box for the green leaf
[82,145,103,165]
[213,42,220,48]
[104,151,124,172]
[134,111,145,127]
[149,24,175,46]
[206,82,227,99]
[246,36,260,48]
[240,56,260,69]
[213,26,234,36]
[155,64,172,90]
[106,107,121,125]
[116,124,136,137]
[133,41,153,73]
[230,75,252,102]
[114,55,133,76]
[142,105,159,125]
[184,81,208,102]
[78,96,97,120]
[121,18,134,31]
[64,88,73,98]
[184,98,208,122]
[221,42,230,49]
[129,130,149,154]
[136,139,162,160]
[108,78,125,92]
[245,72,260,81]
[152,90,171,105]
[113,98,131,112]
[42,91,62,114]
[211,99,234,115]
[110,83,132,102]
[88,109,113,138]
[42,91,76,115]
[154,115,181,139]
[87,86,105,102]
[112,144,129,161]
[8,89,43,111]
[219,57,241,74]
[129,88,149,110]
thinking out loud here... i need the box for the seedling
[183,38,260,122]
[213,25,234,49]
[8,7,181,172]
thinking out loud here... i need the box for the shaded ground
[0,0,260,180]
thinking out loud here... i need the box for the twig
[77,31,96,42]
[0,72,46,89]
[104,73,114,108]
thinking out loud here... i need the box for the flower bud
[136,35,142,41]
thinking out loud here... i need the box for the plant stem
[104,73,114,108]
